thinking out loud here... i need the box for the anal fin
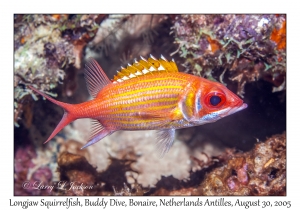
[155,129,176,158]
[81,119,114,149]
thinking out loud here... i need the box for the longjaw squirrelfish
[29,55,247,157]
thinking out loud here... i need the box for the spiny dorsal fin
[113,55,179,83]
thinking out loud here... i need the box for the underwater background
[14,14,286,195]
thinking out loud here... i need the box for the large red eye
[205,91,226,108]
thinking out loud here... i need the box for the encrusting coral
[51,133,286,196]
[56,152,100,196]
[14,14,107,127]
[150,132,286,195]
[199,132,286,195]
[171,14,286,96]
[14,145,54,195]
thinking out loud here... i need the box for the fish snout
[227,102,248,116]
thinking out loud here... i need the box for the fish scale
[91,73,190,130]
[29,55,247,157]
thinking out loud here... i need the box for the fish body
[83,72,197,130]
[29,55,247,156]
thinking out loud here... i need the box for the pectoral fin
[136,108,181,121]
[155,129,175,158]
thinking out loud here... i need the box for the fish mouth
[227,103,248,116]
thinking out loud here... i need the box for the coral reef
[56,152,99,196]
[47,132,286,196]
[14,144,54,195]
[199,132,286,195]
[62,121,194,188]
[88,15,167,58]
[150,132,286,196]
[14,14,107,127]
[14,14,286,196]
[171,14,286,96]
[85,14,177,81]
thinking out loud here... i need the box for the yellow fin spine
[113,55,179,83]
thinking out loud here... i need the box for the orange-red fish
[29,55,247,157]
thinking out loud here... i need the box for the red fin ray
[44,112,74,143]
[28,86,77,144]
[86,119,105,143]
[78,119,115,149]
[84,58,112,98]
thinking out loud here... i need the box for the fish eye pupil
[210,96,221,106]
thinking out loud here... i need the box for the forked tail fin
[28,86,77,144]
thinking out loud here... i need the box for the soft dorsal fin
[113,55,179,83]
[84,58,112,98]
